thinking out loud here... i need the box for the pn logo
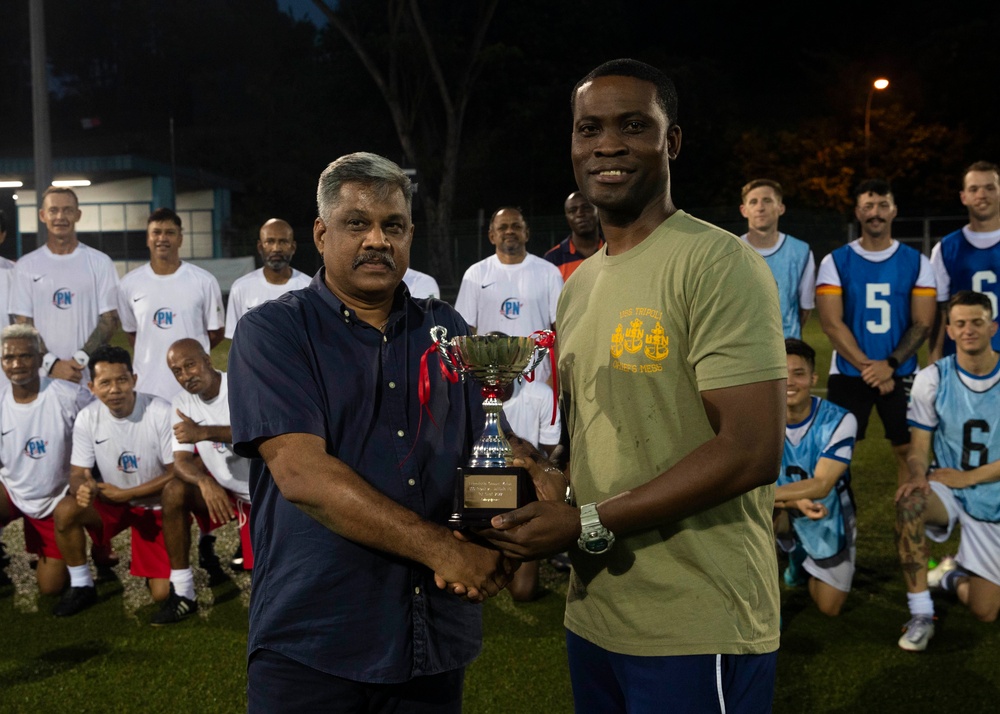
[23,437,48,459]
[52,288,74,309]
[117,451,140,473]
[499,297,522,320]
[211,442,228,454]
[152,308,175,329]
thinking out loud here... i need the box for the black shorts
[826,373,913,445]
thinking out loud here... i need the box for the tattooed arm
[82,310,121,355]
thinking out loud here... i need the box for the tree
[311,0,499,285]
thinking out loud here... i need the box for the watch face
[585,538,609,553]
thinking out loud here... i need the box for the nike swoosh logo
[96,438,109,444]
[32,276,44,282]
[133,296,144,302]
[481,283,495,289]
[1,429,13,436]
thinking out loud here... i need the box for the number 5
[866,283,891,334]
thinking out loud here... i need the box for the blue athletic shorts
[566,630,777,714]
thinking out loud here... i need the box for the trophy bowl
[431,327,551,528]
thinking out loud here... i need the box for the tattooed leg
[896,489,929,592]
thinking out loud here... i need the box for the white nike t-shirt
[10,243,120,362]
[454,254,562,336]
[402,268,441,300]
[71,392,174,508]
[171,372,250,499]
[0,378,93,518]
[500,379,561,450]
[224,268,311,339]
[118,262,225,401]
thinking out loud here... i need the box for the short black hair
[147,207,182,227]
[90,345,133,375]
[784,338,816,371]
[854,178,892,202]
[572,58,678,125]
[947,290,994,321]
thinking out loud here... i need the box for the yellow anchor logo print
[644,321,669,361]
[623,318,644,354]
[610,324,625,358]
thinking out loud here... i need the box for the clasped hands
[433,455,580,603]
[859,359,895,395]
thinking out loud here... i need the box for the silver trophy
[431,326,552,528]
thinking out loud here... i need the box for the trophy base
[447,466,537,529]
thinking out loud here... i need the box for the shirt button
[388,381,396,389]
[342,309,350,317]
[397,430,405,437]
[408,478,416,486]
[414,586,421,595]
[383,335,388,343]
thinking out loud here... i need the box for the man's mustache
[353,251,396,270]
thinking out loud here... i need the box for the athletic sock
[939,568,969,593]
[170,568,196,600]
[907,590,934,618]
[69,564,94,588]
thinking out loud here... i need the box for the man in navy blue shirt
[230,152,515,713]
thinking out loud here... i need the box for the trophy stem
[468,395,511,468]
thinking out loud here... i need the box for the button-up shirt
[230,270,486,683]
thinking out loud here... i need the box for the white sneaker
[927,555,956,589]
[898,615,935,652]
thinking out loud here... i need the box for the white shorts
[778,491,857,593]
[928,480,1000,587]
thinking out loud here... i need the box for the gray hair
[317,152,413,222]
[1,324,42,353]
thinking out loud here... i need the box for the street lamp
[864,77,889,173]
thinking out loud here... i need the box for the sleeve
[224,284,240,339]
[689,247,787,392]
[547,266,564,326]
[96,255,121,315]
[929,242,950,302]
[158,401,175,464]
[117,275,137,332]
[799,251,816,310]
[229,302,328,458]
[913,255,937,297]
[815,252,842,295]
[171,394,195,453]
[453,269,479,328]
[205,274,225,331]
[426,275,441,300]
[820,412,857,464]
[537,385,561,445]
[70,409,96,468]
[907,366,940,430]
[9,266,34,319]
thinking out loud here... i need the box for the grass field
[1,321,998,713]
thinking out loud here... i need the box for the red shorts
[194,493,253,570]
[89,500,169,580]
[0,486,62,559]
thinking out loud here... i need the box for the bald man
[153,338,252,624]
[544,191,604,281]
[225,218,312,339]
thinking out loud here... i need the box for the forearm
[928,304,947,362]
[82,311,121,355]
[173,452,215,486]
[187,425,232,443]
[890,323,930,365]
[261,435,457,572]
[774,478,833,503]
[119,469,174,500]
[821,319,869,370]
[964,460,1000,486]
[597,380,783,536]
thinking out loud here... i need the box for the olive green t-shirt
[558,211,786,656]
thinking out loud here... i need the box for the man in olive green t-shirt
[481,59,786,713]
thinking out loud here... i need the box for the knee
[52,495,81,532]
[895,490,927,523]
[160,478,188,512]
[969,603,999,623]
[817,601,843,617]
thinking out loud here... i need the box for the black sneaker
[198,534,221,570]
[150,586,198,626]
[230,543,244,569]
[53,585,97,617]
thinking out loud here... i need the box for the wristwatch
[72,350,90,367]
[886,356,899,371]
[577,502,615,555]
